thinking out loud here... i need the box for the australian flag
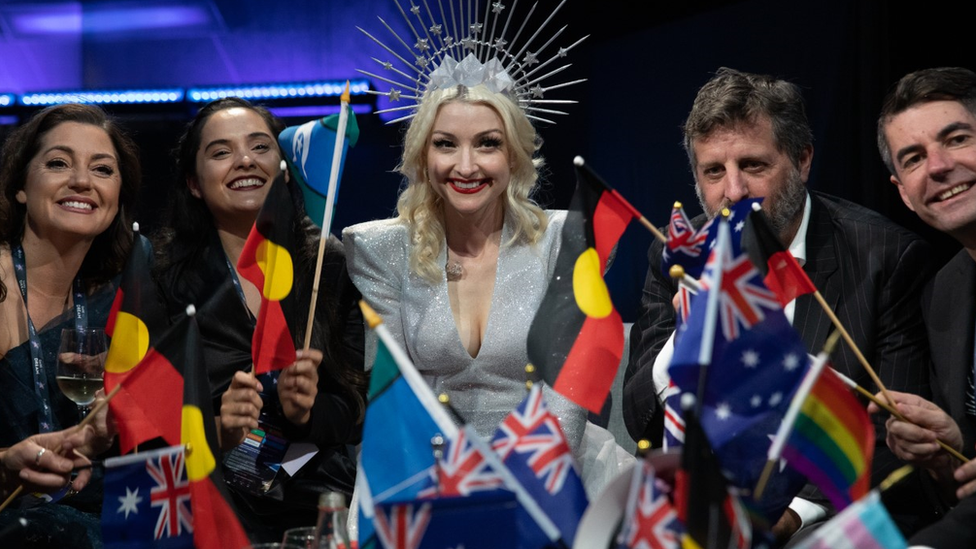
[616,460,681,549]
[421,426,505,498]
[667,214,809,524]
[661,198,761,280]
[102,445,194,549]
[491,385,588,545]
[374,490,518,549]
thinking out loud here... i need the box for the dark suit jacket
[903,250,976,548]
[923,249,976,454]
[623,191,934,496]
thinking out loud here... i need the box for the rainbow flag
[781,367,874,510]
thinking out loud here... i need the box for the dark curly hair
[0,103,140,302]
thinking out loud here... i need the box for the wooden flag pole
[303,82,351,351]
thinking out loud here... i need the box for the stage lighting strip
[19,89,185,106]
[186,79,370,102]
[2,79,371,108]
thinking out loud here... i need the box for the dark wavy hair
[683,67,814,173]
[877,67,976,175]
[0,103,140,302]
[153,97,367,422]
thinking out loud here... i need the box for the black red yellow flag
[237,173,300,374]
[526,157,639,414]
[741,206,816,307]
[179,310,253,549]
[104,232,171,453]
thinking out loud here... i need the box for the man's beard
[696,166,806,242]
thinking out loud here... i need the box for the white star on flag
[118,487,142,519]
[741,349,760,368]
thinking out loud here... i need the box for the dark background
[1,0,970,321]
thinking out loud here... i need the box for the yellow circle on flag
[182,405,215,481]
[573,248,613,318]
[104,312,149,374]
[257,240,294,301]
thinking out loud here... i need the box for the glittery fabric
[343,211,593,443]
[345,210,643,491]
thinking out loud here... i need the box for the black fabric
[623,191,937,534]
[0,283,117,549]
[154,226,365,542]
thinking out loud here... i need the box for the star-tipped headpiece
[357,0,588,124]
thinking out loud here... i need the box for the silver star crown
[357,0,588,124]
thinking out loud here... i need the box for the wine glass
[56,328,107,418]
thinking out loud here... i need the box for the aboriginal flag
[237,173,300,374]
[526,158,639,414]
[104,231,172,454]
[741,205,816,306]
[178,311,253,549]
[118,308,251,548]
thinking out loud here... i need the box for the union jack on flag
[664,203,708,261]
[101,445,195,549]
[617,461,681,549]
[422,427,504,497]
[374,502,433,549]
[148,449,193,539]
[492,385,588,545]
[492,384,577,494]
[714,250,780,341]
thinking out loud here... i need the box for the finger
[72,468,93,490]
[19,468,72,490]
[295,348,323,367]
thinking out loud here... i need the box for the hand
[80,389,117,457]
[867,390,963,487]
[278,349,321,426]
[953,451,976,500]
[770,507,801,545]
[218,371,263,451]
[1,427,94,495]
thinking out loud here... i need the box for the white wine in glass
[56,328,107,417]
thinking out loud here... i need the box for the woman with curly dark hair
[0,103,141,548]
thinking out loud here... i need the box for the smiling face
[189,107,282,233]
[15,121,121,243]
[425,101,511,224]
[885,100,976,248]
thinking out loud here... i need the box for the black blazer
[623,191,934,486]
[923,249,976,454]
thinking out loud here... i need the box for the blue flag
[667,215,809,524]
[278,106,359,230]
[357,319,459,549]
[101,445,195,549]
[374,491,518,549]
[661,198,761,280]
[492,384,588,545]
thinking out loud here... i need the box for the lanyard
[11,244,88,432]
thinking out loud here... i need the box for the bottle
[313,490,351,549]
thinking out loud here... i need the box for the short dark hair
[0,103,140,301]
[877,67,976,174]
[683,67,813,173]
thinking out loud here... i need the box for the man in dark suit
[875,67,976,548]
[623,68,934,542]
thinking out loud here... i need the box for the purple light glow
[83,7,212,33]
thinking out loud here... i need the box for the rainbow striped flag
[781,367,874,510]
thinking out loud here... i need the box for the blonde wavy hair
[395,84,548,283]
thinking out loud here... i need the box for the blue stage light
[19,89,185,106]
[0,94,15,108]
[186,80,370,103]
